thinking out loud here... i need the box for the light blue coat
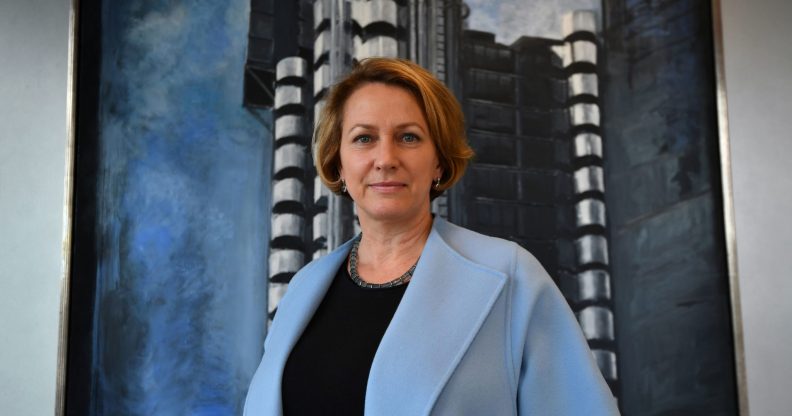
[244,217,620,415]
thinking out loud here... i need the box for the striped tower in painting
[268,56,313,319]
[561,10,618,393]
[312,0,356,259]
[247,0,316,318]
[351,0,404,60]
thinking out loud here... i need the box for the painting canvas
[64,0,742,415]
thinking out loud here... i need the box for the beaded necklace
[347,235,418,289]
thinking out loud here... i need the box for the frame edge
[54,0,80,415]
[710,0,750,414]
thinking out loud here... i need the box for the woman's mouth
[368,181,407,192]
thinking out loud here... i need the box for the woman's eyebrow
[346,122,426,134]
[347,123,377,134]
[394,122,426,133]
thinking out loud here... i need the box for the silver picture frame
[53,0,750,414]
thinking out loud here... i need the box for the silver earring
[342,179,347,193]
[434,178,441,190]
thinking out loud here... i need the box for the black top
[281,263,408,416]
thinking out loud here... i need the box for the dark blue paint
[91,1,271,414]
[602,0,738,413]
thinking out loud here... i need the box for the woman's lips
[368,181,407,192]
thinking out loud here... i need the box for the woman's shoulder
[433,218,548,285]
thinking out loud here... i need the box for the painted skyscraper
[450,10,616,393]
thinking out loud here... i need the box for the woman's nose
[375,137,398,170]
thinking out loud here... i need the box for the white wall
[0,0,71,415]
[721,0,792,415]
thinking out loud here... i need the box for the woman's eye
[402,133,419,143]
[354,135,372,144]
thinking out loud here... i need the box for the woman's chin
[356,203,429,224]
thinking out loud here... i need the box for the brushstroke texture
[91,1,271,414]
[602,0,738,414]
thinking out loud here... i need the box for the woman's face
[339,82,441,225]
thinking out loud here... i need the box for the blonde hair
[313,57,473,200]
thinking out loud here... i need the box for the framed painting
[57,0,747,414]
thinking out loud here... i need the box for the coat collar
[365,217,507,414]
[265,217,507,415]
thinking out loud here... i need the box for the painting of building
[65,0,740,414]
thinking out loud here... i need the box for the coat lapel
[258,241,353,415]
[365,221,507,415]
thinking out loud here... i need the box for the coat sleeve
[514,250,620,415]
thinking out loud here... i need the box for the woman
[245,58,619,415]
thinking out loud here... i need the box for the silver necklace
[348,235,417,289]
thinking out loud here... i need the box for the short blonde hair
[313,57,473,200]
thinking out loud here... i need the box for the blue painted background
[601,0,737,414]
[91,0,271,414]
